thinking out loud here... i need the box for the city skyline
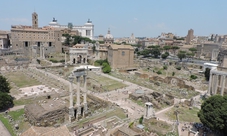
[0,0,227,37]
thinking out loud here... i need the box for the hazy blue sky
[0,0,226,37]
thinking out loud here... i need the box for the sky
[0,0,227,38]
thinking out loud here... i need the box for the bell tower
[32,12,38,29]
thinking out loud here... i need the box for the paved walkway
[0,121,11,136]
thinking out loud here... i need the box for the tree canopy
[0,75,13,110]
[0,75,10,93]
[198,95,227,134]
[151,48,161,58]
[177,52,186,61]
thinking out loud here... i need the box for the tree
[0,92,13,110]
[102,62,111,73]
[189,47,197,53]
[204,68,211,81]
[198,95,227,134]
[172,46,180,55]
[151,48,161,58]
[0,75,13,110]
[0,75,10,93]
[62,34,72,46]
[177,53,186,61]
[163,45,171,52]
[161,52,169,59]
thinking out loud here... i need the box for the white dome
[105,34,113,39]
[105,29,113,39]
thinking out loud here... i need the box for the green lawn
[144,119,174,136]
[87,72,127,92]
[5,72,40,88]
[0,109,25,136]
[13,96,47,106]
[0,109,30,136]
[0,114,16,136]
[165,106,200,123]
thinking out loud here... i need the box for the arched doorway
[73,58,76,64]
[83,58,86,63]
[77,55,82,63]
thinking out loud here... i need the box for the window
[122,51,125,56]
[86,30,91,36]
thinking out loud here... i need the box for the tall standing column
[83,75,87,117]
[68,76,74,122]
[76,76,81,120]
[213,75,218,95]
[40,45,42,59]
[42,46,45,59]
[208,73,213,95]
[221,75,226,96]
[65,52,67,68]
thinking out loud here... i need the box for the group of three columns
[208,72,226,96]
[68,74,87,122]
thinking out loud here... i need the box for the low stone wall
[135,72,149,79]
[149,76,195,91]
[24,104,67,127]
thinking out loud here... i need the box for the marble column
[65,52,67,68]
[42,46,45,59]
[83,75,87,117]
[208,73,213,95]
[40,45,42,59]
[76,76,81,120]
[213,75,218,95]
[68,76,74,122]
[221,75,226,96]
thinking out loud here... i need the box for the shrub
[139,116,144,124]
[102,62,111,73]
[172,72,175,76]
[59,59,65,63]
[175,66,181,70]
[190,75,197,80]
[49,59,58,63]
[157,70,162,74]
[129,122,134,128]
[163,65,168,70]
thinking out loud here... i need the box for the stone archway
[77,55,82,63]
[73,58,76,64]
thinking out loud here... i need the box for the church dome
[105,29,113,39]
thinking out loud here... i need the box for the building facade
[108,44,134,69]
[10,12,62,55]
[48,18,94,40]
[69,44,88,64]
[0,31,10,49]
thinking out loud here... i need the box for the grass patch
[144,119,173,135]
[5,72,40,88]
[0,114,16,136]
[13,96,46,106]
[87,72,127,92]
[165,106,200,123]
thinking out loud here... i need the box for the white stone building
[48,18,94,40]
[69,44,88,64]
